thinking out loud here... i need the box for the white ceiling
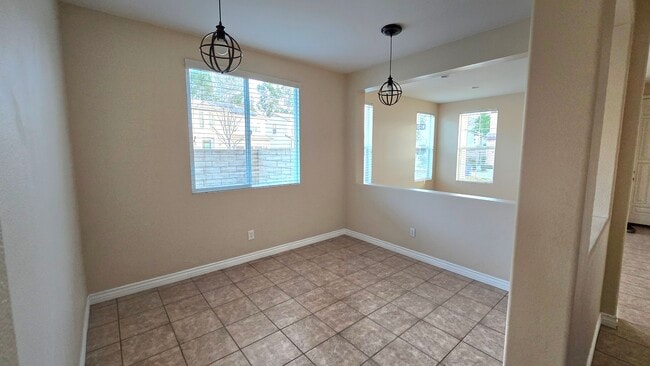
[61,0,532,73]
[400,57,529,103]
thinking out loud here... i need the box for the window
[202,139,213,149]
[363,104,374,184]
[414,113,435,181]
[186,63,300,192]
[456,110,498,183]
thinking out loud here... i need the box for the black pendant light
[200,0,243,73]
[378,24,403,106]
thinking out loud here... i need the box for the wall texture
[60,4,347,292]
[364,94,437,190]
[602,0,650,317]
[436,93,525,200]
[0,0,87,364]
[567,13,634,366]
[505,0,629,364]
[346,21,530,284]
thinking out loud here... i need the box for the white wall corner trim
[600,312,618,329]
[343,229,511,291]
[87,229,347,304]
[587,314,604,366]
[87,228,511,305]
[79,297,90,366]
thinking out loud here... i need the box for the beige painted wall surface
[0,0,87,364]
[567,16,633,366]
[365,93,437,190]
[593,25,631,219]
[345,21,530,284]
[436,93,525,200]
[505,0,622,364]
[60,4,347,292]
[602,0,650,317]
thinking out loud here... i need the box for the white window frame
[185,59,301,193]
[414,112,435,182]
[456,110,499,184]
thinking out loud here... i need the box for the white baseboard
[83,227,511,365]
[587,314,604,366]
[344,229,510,291]
[88,228,511,304]
[88,229,346,304]
[79,296,90,366]
[601,313,618,329]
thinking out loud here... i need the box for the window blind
[187,67,300,192]
[363,104,374,185]
[414,113,435,181]
[456,110,498,183]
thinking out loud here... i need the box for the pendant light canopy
[200,0,243,73]
[378,24,403,106]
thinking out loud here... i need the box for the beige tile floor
[592,226,650,366]
[85,235,508,366]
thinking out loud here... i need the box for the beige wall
[345,21,530,284]
[505,0,637,364]
[567,19,632,365]
[0,0,87,364]
[436,93,525,200]
[60,4,347,292]
[365,93,437,190]
[593,24,631,220]
[602,0,650,317]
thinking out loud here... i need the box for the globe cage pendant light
[200,0,243,73]
[378,24,403,106]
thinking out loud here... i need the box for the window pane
[415,113,435,181]
[456,111,498,183]
[248,79,300,187]
[363,104,373,184]
[187,68,300,192]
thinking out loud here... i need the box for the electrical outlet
[248,230,255,240]
[409,227,416,238]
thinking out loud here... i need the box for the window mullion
[244,78,252,186]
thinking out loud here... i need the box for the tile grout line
[448,283,506,364]
[595,331,650,366]
[160,295,188,366]
[600,326,650,350]
[117,295,125,366]
[88,236,508,365]
[378,277,475,363]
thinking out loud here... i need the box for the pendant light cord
[218,0,223,24]
[389,35,393,78]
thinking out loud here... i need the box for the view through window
[414,113,435,181]
[187,67,300,192]
[363,104,374,184]
[456,110,498,183]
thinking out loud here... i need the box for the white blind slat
[414,113,435,182]
[456,111,498,183]
[363,104,374,185]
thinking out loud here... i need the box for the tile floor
[592,226,650,366]
[85,235,508,366]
